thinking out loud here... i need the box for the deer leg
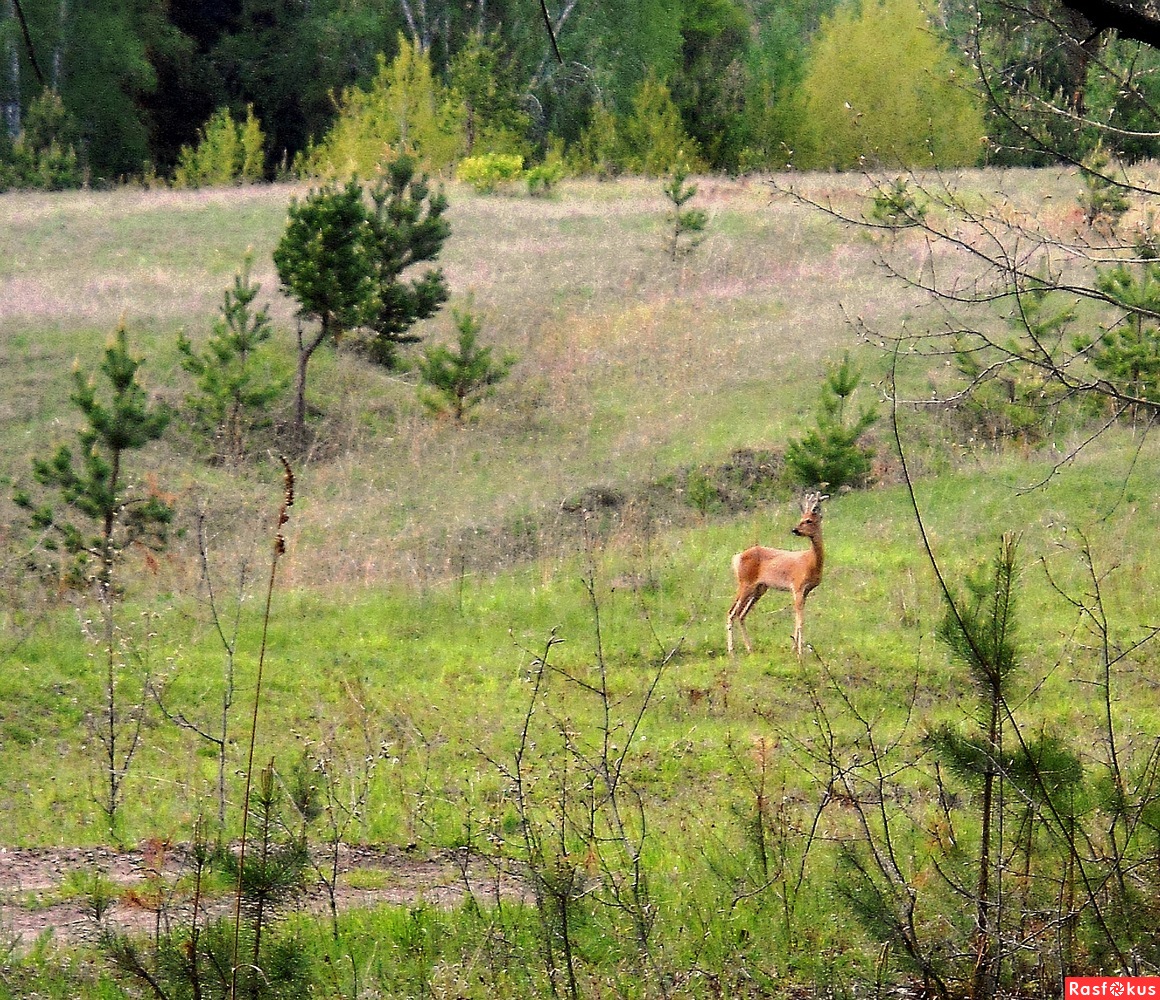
[727,599,744,655]
[728,588,762,654]
[792,592,805,657]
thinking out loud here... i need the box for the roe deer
[727,492,829,657]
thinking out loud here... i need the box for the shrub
[622,74,704,176]
[457,151,524,193]
[297,37,460,178]
[0,89,83,191]
[526,156,566,196]
[796,0,984,169]
[174,105,266,187]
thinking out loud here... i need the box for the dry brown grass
[0,171,1031,591]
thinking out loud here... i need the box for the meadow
[1,170,1158,997]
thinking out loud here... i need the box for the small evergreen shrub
[0,89,83,191]
[785,352,879,488]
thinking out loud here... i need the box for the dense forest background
[4,0,1160,186]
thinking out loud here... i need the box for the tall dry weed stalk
[230,455,294,998]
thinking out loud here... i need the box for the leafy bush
[296,37,460,178]
[796,0,984,169]
[457,151,524,193]
[571,102,623,178]
[570,77,704,179]
[526,156,566,196]
[621,74,704,176]
[174,105,265,187]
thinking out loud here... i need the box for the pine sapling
[663,158,708,259]
[416,309,515,423]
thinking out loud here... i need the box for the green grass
[2,170,1159,995]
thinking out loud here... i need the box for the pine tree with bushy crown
[785,352,879,489]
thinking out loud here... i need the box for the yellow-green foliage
[297,37,461,178]
[796,0,984,170]
[457,152,524,193]
[623,75,704,176]
[174,105,266,187]
[570,102,623,178]
[571,77,704,178]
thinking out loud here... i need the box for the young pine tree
[663,159,708,260]
[416,310,515,423]
[18,324,172,597]
[15,324,172,831]
[1081,261,1160,425]
[273,179,377,445]
[362,155,451,368]
[926,535,1024,998]
[274,161,451,444]
[178,251,288,464]
[785,352,879,489]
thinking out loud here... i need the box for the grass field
[1,170,1158,996]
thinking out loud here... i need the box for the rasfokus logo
[1066,978,1160,997]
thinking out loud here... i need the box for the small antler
[800,491,829,515]
[728,493,829,656]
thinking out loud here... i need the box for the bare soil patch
[0,843,525,949]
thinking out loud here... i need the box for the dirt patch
[0,843,527,949]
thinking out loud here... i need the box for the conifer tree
[18,324,172,596]
[663,159,708,259]
[275,161,450,443]
[1081,262,1160,425]
[363,155,451,368]
[273,179,377,445]
[416,309,515,423]
[785,352,879,488]
[15,324,172,831]
[178,251,287,464]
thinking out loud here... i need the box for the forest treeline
[2,0,1159,187]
